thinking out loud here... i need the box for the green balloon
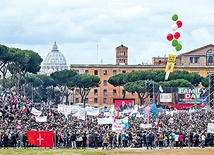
[172,14,178,21]
[176,44,182,51]
[172,39,178,47]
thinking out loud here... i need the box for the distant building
[40,42,68,75]
[70,44,214,106]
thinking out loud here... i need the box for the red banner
[26,131,54,147]
[114,99,134,111]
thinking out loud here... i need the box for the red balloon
[176,20,183,28]
[174,32,180,39]
[166,33,173,41]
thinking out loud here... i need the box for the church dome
[43,42,67,65]
[40,42,68,75]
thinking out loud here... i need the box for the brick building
[70,44,214,106]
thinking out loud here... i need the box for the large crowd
[0,87,214,149]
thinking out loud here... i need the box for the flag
[155,119,160,128]
[159,85,164,93]
[26,131,54,147]
[121,117,129,130]
[22,103,27,113]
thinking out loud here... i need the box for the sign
[160,93,172,102]
[167,54,177,63]
[207,123,214,133]
[36,116,47,122]
[112,124,124,132]
[140,123,152,128]
[178,87,208,104]
[98,117,113,124]
[86,107,100,116]
[165,62,175,72]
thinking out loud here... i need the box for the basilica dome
[40,42,68,75]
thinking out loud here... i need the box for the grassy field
[0,148,213,155]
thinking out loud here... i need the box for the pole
[32,85,34,104]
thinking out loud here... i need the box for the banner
[112,124,124,132]
[116,117,128,124]
[207,123,214,133]
[140,123,152,128]
[114,99,135,111]
[167,54,176,62]
[160,93,172,102]
[177,87,208,104]
[98,117,113,124]
[36,116,47,122]
[165,62,175,72]
[86,107,100,116]
[31,107,42,116]
[58,104,65,113]
[26,131,54,147]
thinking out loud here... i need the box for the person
[178,132,184,148]
[102,133,108,149]
[146,132,154,150]
[201,132,206,148]
[127,102,133,110]
[120,101,127,111]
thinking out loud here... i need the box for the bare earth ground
[0,148,213,155]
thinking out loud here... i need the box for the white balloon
[178,39,182,43]
[0,112,2,116]
[171,23,178,31]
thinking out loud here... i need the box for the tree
[0,45,14,87]
[73,74,100,107]
[50,69,78,104]
[123,80,149,105]
[108,73,126,98]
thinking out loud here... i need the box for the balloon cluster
[166,14,183,51]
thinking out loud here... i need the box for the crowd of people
[0,87,214,149]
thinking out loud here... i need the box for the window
[103,70,107,75]
[94,89,98,95]
[75,98,79,103]
[94,98,98,103]
[206,50,214,65]
[190,57,199,63]
[94,70,98,75]
[75,89,80,94]
[119,59,125,63]
[120,51,125,56]
[113,70,117,76]
[103,80,107,86]
[103,89,107,95]
[122,70,126,73]
[103,98,107,104]
[113,89,117,95]
[85,70,89,74]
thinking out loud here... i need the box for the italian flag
[22,103,27,112]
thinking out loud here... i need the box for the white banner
[112,124,124,132]
[98,117,113,124]
[36,116,47,122]
[140,123,152,128]
[116,117,128,124]
[104,112,114,117]
[31,107,42,116]
[160,93,172,102]
[207,123,214,133]
[58,104,65,113]
[86,107,100,116]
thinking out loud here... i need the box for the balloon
[172,14,178,21]
[176,20,183,28]
[172,39,178,46]
[171,23,178,31]
[166,33,173,41]
[174,32,180,39]
[176,44,182,51]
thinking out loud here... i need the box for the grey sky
[0,0,213,65]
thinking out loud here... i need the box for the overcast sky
[0,0,213,65]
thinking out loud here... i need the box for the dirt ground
[88,148,214,155]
